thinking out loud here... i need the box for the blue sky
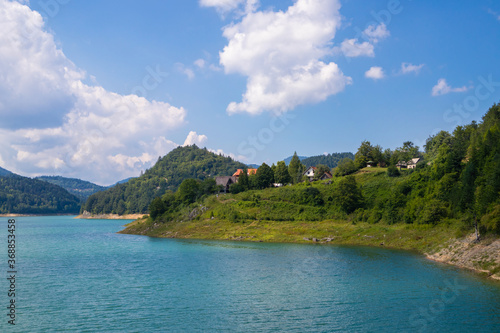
[0,0,499,185]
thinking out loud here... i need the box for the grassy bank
[120,214,458,254]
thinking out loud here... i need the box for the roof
[320,172,333,179]
[409,158,421,165]
[215,176,237,186]
[232,169,257,177]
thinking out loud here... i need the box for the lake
[1,216,499,332]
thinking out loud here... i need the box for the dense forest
[82,145,247,214]
[36,176,107,201]
[301,152,354,168]
[0,166,12,177]
[146,103,500,236]
[0,175,81,214]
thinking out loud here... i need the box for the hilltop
[0,166,13,177]
[81,145,247,215]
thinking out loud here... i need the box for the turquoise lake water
[1,216,499,332]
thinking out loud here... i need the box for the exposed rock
[427,233,500,280]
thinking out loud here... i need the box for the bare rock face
[427,233,500,280]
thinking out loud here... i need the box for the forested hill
[0,166,13,177]
[36,176,107,201]
[82,145,247,215]
[0,175,81,214]
[301,152,354,168]
[284,155,308,165]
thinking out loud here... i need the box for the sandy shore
[75,213,146,220]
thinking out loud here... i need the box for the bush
[387,165,400,177]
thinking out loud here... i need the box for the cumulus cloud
[183,131,208,146]
[431,78,469,96]
[218,0,351,115]
[400,62,424,75]
[338,23,389,58]
[365,66,385,80]
[340,39,374,57]
[0,0,187,184]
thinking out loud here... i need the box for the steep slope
[36,176,107,201]
[82,145,247,215]
[0,175,81,214]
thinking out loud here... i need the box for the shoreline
[120,216,500,281]
[76,213,146,220]
[0,213,76,217]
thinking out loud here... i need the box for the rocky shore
[427,234,500,280]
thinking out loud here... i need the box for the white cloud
[194,59,206,69]
[340,39,374,57]
[338,23,389,58]
[175,63,195,79]
[400,63,424,75]
[431,78,469,96]
[363,23,390,43]
[209,148,247,162]
[200,0,258,17]
[183,131,208,146]
[200,0,244,13]
[365,66,385,80]
[218,0,351,115]
[0,0,187,184]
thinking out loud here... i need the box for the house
[407,158,421,169]
[396,161,407,169]
[303,166,317,181]
[232,168,257,179]
[396,158,421,170]
[367,161,377,168]
[215,176,237,193]
[320,171,333,180]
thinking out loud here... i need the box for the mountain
[36,176,107,201]
[0,166,13,177]
[107,177,136,188]
[246,164,260,169]
[283,155,308,165]
[301,152,354,168]
[82,145,247,215]
[0,175,81,214]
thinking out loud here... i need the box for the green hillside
[82,145,247,214]
[123,103,500,244]
[0,175,81,214]
[301,152,354,168]
[36,176,107,201]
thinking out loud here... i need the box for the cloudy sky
[0,0,499,185]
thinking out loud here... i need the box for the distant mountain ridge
[0,174,80,214]
[283,155,308,165]
[82,145,247,215]
[36,176,107,201]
